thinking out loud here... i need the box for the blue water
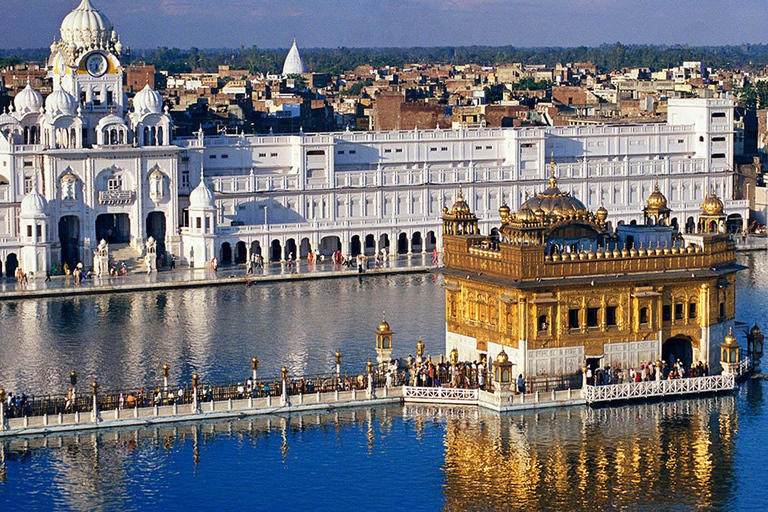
[1,253,768,511]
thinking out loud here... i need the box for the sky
[1,0,767,50]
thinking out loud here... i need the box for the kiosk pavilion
[441,161,742,382]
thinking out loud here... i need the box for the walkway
[0,255,435,301]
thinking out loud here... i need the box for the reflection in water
[434,396,738,511]
[0,395,749,512]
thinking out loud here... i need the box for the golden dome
[723,327,738,347]
[517,166,588,219]
[498,202,511,219]
[596,204,608,223]
[449,185,471,215]
[60,171,78,183]
[646,184,668,210]
[496,349,509,364]
[701,190,724,216]
[377,312,391,332]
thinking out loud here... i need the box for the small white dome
[133,84,163,115]
[282,38,307,76]
[60,0,116,51]
[20,187,48,218]
[0,110,18,128]
[189,176,215,209]
[45,88,79,117]
[96,112,126,129]
[14,83,44,115]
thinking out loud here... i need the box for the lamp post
[162,363,170,394]
[281,366,289,405]
[251,356,259,383]
[0,388,5,431]
[70,369,78,412]
[335,351,342,378]
[91,380,99,422]
[192,373,199,412]
[416,337,425,365]
[367,359,375,399]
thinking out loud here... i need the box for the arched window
[157,127,164,146]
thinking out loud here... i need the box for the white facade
[0,1,751,276]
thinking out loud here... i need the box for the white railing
[736,356,752,379]
[584,374,735,403]
[403,386,479,404]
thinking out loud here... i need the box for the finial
[382,311,386,322]
[458,184,464,199]
[548,155,557,189]
[199,168,205,183]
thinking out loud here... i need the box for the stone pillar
[407,235,413,255]
[281,366,289,406]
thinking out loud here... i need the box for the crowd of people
[586,359,710,386]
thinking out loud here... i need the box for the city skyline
[1,0,768,50]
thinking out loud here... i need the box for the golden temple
[441,161,742,380]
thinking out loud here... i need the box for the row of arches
[216,231,439,266]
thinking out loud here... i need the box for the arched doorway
[364,234,376,255]
[96,213,130,244]
[299,238,312,259]
[5,253,18,278]
[250,241,262,257]
[220,242,232,265]
[235,241,247,264]
[670,218,679,233]
[685,217,695,234]
[59,215,80,267]
[350,235,361,257]
[662,335,693,370]
[412,232,423,253]
[425,231,437,252]
[726,214,743,234]
[146,212,167,257]
[270,240,282,262]
[319,236,341,256]
[398,233,409,254]
[379,234,389,254]
[284,239,297,260]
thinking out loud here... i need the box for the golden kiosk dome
[517,163,588,219]
[498,202,511,220]
[377,312,391,333]
[646,184,668,210]
[496,349,509,364]
[723,328,738,347]
[449,185,472,215]
[701,190,724,216]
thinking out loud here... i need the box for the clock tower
[48,0,125,146]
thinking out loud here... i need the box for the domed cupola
[45,88,79,117]
[701,190,724,216]
[59,0,118,54]
[442,185,479,236]
[14,82,44,116]
[644,183,671,226]
[189,172,216,210]
[20,186,49,219]
[133,84,164,115]
[517,160,588,219]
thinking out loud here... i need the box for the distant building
[282,38,307,76]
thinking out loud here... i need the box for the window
[337,150,345,155]
[712,153,726,159]
[196,217,201,229]
[485,145,492,150]
[307,150,325,156]
[259,153,267,157]
[36,225,41,238]
[606,306,617,327]
[93,90,101,106]
[663,305,672,322]
[441,147,448,151]
[587,308,599,328]
[181,170,190,188]
[24,176,32,194]
[640,308,649,325]
[675,303,684,320]
[26,225,32,237]
[384,149,392,153]
[221,154,229,159]
[538,314,549,332]
[106,90,114,105]
[712,136,726,142]
[395,148,403,153]
[689,303,697,319]
[568,309,580,329]
[430,148,437,152]
[348,150,356,155]
[23,160,32,168]
[711,112,726,118]
[475,146,482,150]
[107,176,122,191]
[270,152,278,157]
[719,302,725,319]
[209,155,217,159]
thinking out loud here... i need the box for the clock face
[85,53,108,77]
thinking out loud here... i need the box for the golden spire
[548,152,557,189]
[458,184,464,200]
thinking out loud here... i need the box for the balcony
[99,190,136,205]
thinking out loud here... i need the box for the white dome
[282,39,307,76]
[60,0,116,51]
[96,112,126,129]
[0,110,18,128]
[133,84,163,115]
[20,187,48,218]
[14,83,43,115]
[189,176,215,209]
[45,88,79,117]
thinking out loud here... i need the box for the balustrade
[583,374,735,404]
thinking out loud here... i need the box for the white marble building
[0,0,750,276]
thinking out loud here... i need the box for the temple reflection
[429,396,738,511]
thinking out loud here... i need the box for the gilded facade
[442,163,742,378]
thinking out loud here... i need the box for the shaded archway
[5,253,18,278]
[662,335,693,370]
[670,217,679,233]
[235,241,247,264]
[284,238,297,260]
[379,234,390,254]
[299,238,312,259]
[59,215,80,267]
[685,217,695,234]
[220,242,232,265]
[364,234,376,255]
[350,235,362,257]
[425,231,437,251]
[398,233,409,254]
[726,214,743,234]
[146,212,166,257]
[96,213,130,244]
[270,240,282,262]
[250,241,262,257]
[412,232,423,253]
[319,236,341,256]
